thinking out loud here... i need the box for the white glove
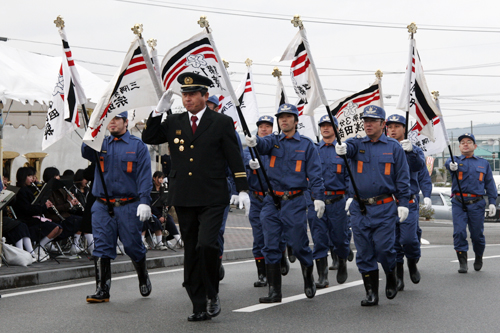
[335,143,347,156]
[488,204,496,217]
[398,206,409,223]
[401,139,413,152]
[246,135,257,148]
[449,162,458,171]
[314,200,325,219]
[137,204,152,222]
[230,194,239,205]
[153,89,174,117]
[423,197,432,210]
[249,158,260,170]
[239,191,251,217]
[345,198,353,212]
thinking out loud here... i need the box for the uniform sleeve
[142,113,169,145]
[255,135,277,156]
[221,116,249,192]
[418,168,432,198]
[136,141,153,205]
[483,162,498,205]
[407,145,426,172]
[344,137,358,158]
[305,142,325,200]
[393,143,411,208]
[82,143,98,162]
[444,157,453,172]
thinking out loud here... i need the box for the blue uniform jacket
[445,155,497,204]
[82,131,152,205]
[318,139,350,191]
[344,133,410,207]
[244,146,270,192]
[418,167,432,198]
[255,132,325,200]
[406,144,426,196]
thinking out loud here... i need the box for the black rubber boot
[259,263,282,303]
[474,254,483,271]
[337,257,348,284]
[287,245,296,263]
[361,270,379,306]
[87,257,111,303]
[280,250,290,276]
[254,258,267,287]
[301,263,316,298]
[315,257,329,288]
[132,257,152,297]
[329,249,339,270]
[385,269,398,300]
[407,258,421,284]
[396,262,405,291]
[457,251,468,273]
[218,257,225,281]
[347,248,354,262]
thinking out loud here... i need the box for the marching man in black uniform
[142,73,250,322]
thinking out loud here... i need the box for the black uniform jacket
[142,108,248,207]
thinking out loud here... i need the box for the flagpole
[291,15,366,214]
[198,16,280,209]
[404,23,417,139]
[375,70,384,109]
[272,67,286,134]
[432,91,467,211]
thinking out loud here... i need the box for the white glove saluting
[239,191,251,216]
[314,200,325,219]
[449,162,458,171]
[249,158,260,170]
[335,143,347,156]
[137,204,152,222]
[423,197,432,210]
[488,204,497,217]
[398,206,409,223]
[230,194,239,205]
[153,89,174,117]
[246,135,257,148]
[401,139,413,152]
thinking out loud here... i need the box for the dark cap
[318,114,338,127]
[458,133,475,144]
[256,115,274,126]
[177,72,213,93]
[114,111,128,119]
[361,105,385,120]
[386,114,406,126]
[275,103,299,118]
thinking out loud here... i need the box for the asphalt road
[2,220,500,333]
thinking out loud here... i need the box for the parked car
[419,187,452,220]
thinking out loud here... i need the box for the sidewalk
[0,209,254,291]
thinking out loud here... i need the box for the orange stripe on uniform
[385,163,391,175]
[357,161,363,173]
[253,170,257,175]
[479,172,483,181]
[336,164,342,173]
[127,161,133,173]
[295,160,302,172]
[459,172,463,180]
[99,157,105,172]
[270,156,276,168]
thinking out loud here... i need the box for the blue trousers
[249,194,266,258]
[350,200,397,274]
[452,198,486,255]
[91,200,146,262]
[395,201,421,262]
[305,192,329,259]
[323,196,350,260]
[261,194,312,266]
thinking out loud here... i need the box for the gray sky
[3,0,500,129]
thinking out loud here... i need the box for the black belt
[273,190,304,201]
[455,196,484,205]
[252,191,266,202]
[354,193,394,206]
[97,197,138,207]
[325,194,345,205]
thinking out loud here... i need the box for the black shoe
[188,312,211,322]
[218,258,225,281]
[473,254,483,271]
[287,245,296,263]
[254,258,267,287]
[315,257,329,288]
[259,263,282,303]
[207,295,221,318]
[131,257,152,297]
[337,258,348,284]
[407,258,421,284]
[347,248,354,262]
[280,251,290,276]
[457,251,468,273]
[329,250,339,270]
[385,269,398,300]
[87,258,111,303]
[361,270,379,306]
[301,263,316,298]
[396,262,405,291]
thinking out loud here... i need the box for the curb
[0,248,253,290]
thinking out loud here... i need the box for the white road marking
[233,280,364,313]
[450,254,500,263]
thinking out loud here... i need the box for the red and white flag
[234,66,259,132]
[408,116,447,156]
[160,31,227,96]
[274,76,289,111]
[83,36,158,151]
[296,99,318,141]
[397,39,441,141]
[42,28,86,150]
[280,31,322,116]
[218,95,238,129]
[329,79,382,141]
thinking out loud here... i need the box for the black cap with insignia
[177,72,213,93]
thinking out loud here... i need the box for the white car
[419,187,452,220]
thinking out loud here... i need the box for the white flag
[234,67,260,133]
[83,36,158,151]
[296,99,318,141]
[408,116,447,156]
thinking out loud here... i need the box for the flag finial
[245,58,253,67]
[131,24,143,37]
[431,91,439,100]
[272,67,282,78]
[147,38,157,50]
[198,16,209,28]
[54,15,65,29]
[375,69,383,79]
[222,59,229,69]
[407,22,417,34]
[291,15,303,29]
